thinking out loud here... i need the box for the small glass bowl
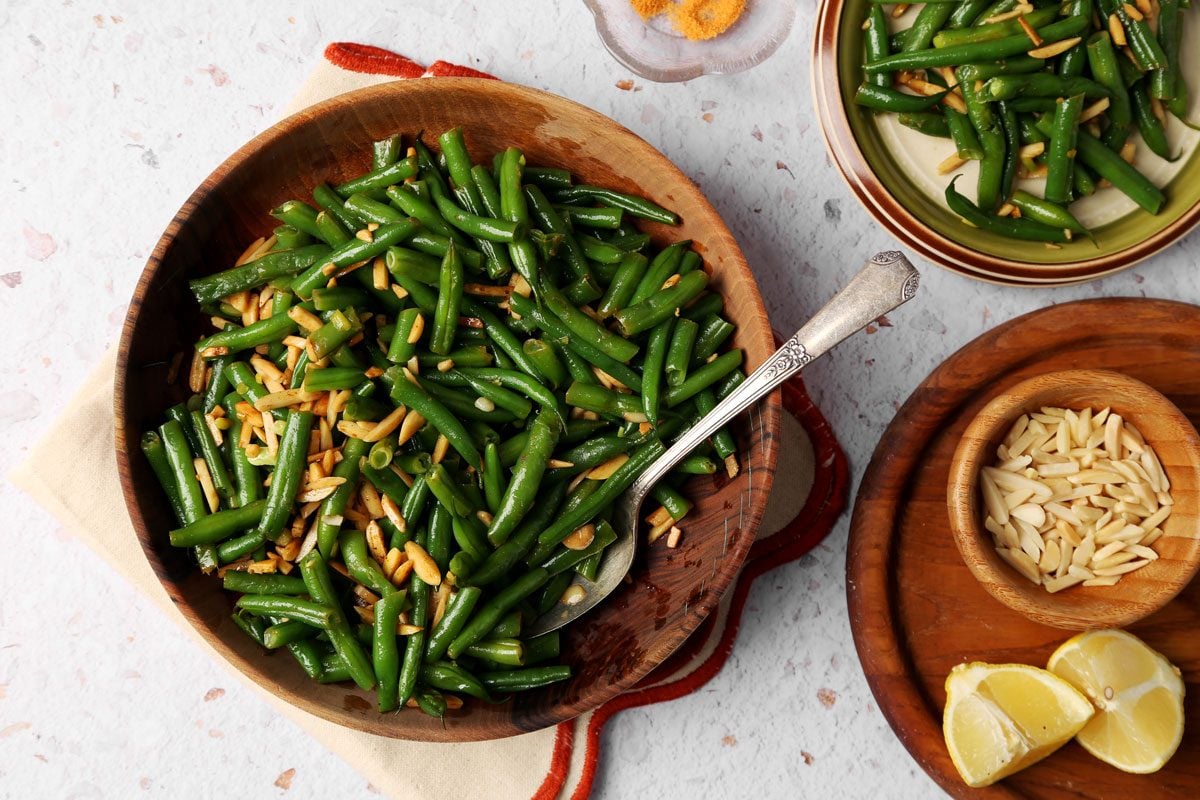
[583,0,796,82]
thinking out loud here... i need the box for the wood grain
[848,299,1200,798]
[113,79,780,741]
[948,369,1200,630]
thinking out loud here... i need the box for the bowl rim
[112,77,781,740]
[946,368,1200,629]
[811,0,1200,286]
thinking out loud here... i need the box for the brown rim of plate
[811,0,1200,287]
[112,78,780,740]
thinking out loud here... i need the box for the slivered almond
[432,434,450,464]
[937,153,967,175]
[588,454,630,480]
[381,494,406,533]
[1028,36,1082,59]
[563,524,596,551]
[1017,15,1042,46]
[1108,13,1127,45]
[397,409,426,445]
[362,405,407,443]
[1080,97,1111,123]
[404,541,441,585]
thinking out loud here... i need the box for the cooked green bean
[865,16,1090,72]
[300,552,375,691]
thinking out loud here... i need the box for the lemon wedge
[1048,629,1185,773]
[943,662,1095,787]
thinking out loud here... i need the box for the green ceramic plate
[814,0,1200,283]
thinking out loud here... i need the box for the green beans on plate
[855,0,1196,247]
[142,128,748,717]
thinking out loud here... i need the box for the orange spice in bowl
[631,0,748,41]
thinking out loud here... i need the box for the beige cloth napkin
[10,54,819,800]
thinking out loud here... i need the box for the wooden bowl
[812,0,1200,286]
[113,79,781,741]
[947,369,1200,629]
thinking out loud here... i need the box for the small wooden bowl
[947,369,1200,629]
[113,79,780,741]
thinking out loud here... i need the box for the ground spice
[631,0,747,41]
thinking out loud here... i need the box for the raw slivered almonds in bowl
[948,369,1200,629]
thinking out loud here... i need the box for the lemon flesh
[943,662,1095,788]
[1048,629,1185,774]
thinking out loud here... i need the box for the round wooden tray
[847,298,1200,798]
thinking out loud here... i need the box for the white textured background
[2,1,1198,798]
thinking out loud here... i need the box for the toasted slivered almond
[404,541,441,585]
[563,524,596,551]
[432,434,450,464]
[194,458,220,513]
[648,518,674,544]
[398,623,424,636]
[725,454,740,478]
[381,494,406,532]
[431,584,451,628]
[235,236,267,266]
[1028,36,1082,59]
[365,520,388,563]
[362,405,407,443]
[254,388,320,413]
[560,584,588,606]
[383,547,404,579]
[397,409,426,445]
[1080,97,1111,123]
[588,453,630,481]
[666,527,683,549]
[1122,1,1144,19]
[337,420,376,440]
[295,477,347,503]
[288,305,324,332]
[359,482,385,519]
[937,153,967,175]
[390,560,415,586]
[1019,141,1046,159]
[188,348,208,394]
[1017,15,1042,46]
[474,396,496,413]
[940,90,968,115]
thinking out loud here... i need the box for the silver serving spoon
[527,251,921,636]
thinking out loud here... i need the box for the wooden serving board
[847,298,1200,799]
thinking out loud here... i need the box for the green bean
[565,381,645,421]
[694,389,737,463]
[958,68,1006,212]
[507,293,643,392]
[231,612,268,645]
[933,4,1060,47]
[1098,0,1166,70]
[1033,115,1164,213]
[371,134,403,171]
[463,639,525,667]
[262,619,318,649]
[479,666,571,692]
[424,586,483,663]
[428,242,464,356]
[542,282,639,363]
[189,245,330,305]
[596,253,648,318]
[865,16,1091,72]
[525,166,572,189]
[388,370,482,468]
[334,156,419,197]
[270,200,327,243]
[651,484,692,521]
[484,408,561,546]
[257,410,314,544]
[949,0,992,27]
[905,2,957,51]
[541,519,618,575]
[945,176,1070,241]
[691,315,735,367]
[235,595,335,628]
[341,530,399,597]
[613,270,710,338]
[558,205,623,229]
[291,219,421,299]
[665,317,699,388]
[422,662,492,701]
[865,5,892,88]
[524,184,592,279]
[313,182,361,232]
[312,287,369,312]
[398,569,430,706]
[664,350,744,407]
[899,111,952,138]
[315,436,369,557]
[1045,94,1086,205]
[222,571,308,595]
[955,58,1046,83]
[1131,82,1176,161]
[299,552,375,691]
[170,499,265,547]
[302,367,367,392]
[447,568,550,659]
[532,439,666,558]
[159,420,207,524]
[639,317,673,427]
[386,307,424,365]
[982,74,1110,102]
[200,345,233,414]
[552,185,679,225]
[141,431,186,524]
[1151,0,1181,100]
[677,454,719,475]
[425,462,474,519]
[854,84,947,113]
[314,210,353,248]
[372,591,405,712]
[1010,190,1089,236]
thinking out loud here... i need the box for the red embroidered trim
[323,43,427,78]
[427,60,499,80]
[531,722,575,800]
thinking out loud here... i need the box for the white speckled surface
[3,1,1199,798]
